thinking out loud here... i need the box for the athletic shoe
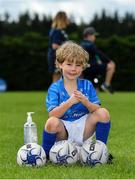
[107,153,114,164]
[101,83,114,94]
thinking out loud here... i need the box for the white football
[49,140,78,165]
[80,140,109,166]
[17,143,46,167]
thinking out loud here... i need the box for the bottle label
[24,126,38,144]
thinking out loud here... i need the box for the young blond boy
[42,42,111,158]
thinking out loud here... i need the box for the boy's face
[59,59,83,80]
[87,34,96,42]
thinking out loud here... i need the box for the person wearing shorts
[42,42,111,159]
[81,27,116,94]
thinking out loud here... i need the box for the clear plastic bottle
[24,112,38,144]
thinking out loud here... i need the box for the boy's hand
[73,90,88,105]
[68,93,79,105]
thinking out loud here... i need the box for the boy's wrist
[82,97,89,106]
[62,99,73,108]
[67,98,74,106]
[85,98,92,108]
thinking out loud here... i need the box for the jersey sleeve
[46,83,59,112]
[88,81,101,105]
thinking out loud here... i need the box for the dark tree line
[0,10,135,91]
[0,10,135,38]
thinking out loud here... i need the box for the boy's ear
[58,63,62,69]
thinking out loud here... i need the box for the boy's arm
[83,98,100,112]
[49,94,79,118]
[96,48,110,63]
[74,90,100,113]
[52,43,60,50]
[91,43,110,63]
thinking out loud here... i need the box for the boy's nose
[71,64,76,70]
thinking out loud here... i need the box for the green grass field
[0,91,135,179]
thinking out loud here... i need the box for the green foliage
[0,10,135,90]
[0,32,51,90]
[0,92,135,178]
[1,10,135,37]
[90,10,135,38]
[96,36,135,91]
[0,33,135,90]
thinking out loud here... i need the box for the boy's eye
[76,64,81,66]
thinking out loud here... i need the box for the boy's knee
[110,61,116,71]
[45,116,61,133]
[112,61,116,71]
[95,108,110,122]
[107,61,116,71]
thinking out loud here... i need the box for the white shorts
[61,114,88,145]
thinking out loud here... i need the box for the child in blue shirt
[43,42,111,159]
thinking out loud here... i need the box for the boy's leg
[101,61,115,94]
[83,108,110,144]
[96,121,110,144]
[42,117,68,157]
[105,61,115,86]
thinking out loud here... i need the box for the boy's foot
[107,153,113,164]
[101,83,114,94]
[46,155,51,163]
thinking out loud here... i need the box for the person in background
[48,11,69,82]
[42,42,112,163]
[80,27,116,94]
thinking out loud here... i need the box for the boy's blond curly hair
[56,41,90,69]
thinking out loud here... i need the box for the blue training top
[48,28,68,62]
[46,78,101,121]
[80,40,110,65]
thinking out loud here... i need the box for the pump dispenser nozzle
[27,112,34,123]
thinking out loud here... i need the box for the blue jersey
[46,78,100,122]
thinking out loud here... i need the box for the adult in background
[48,11,69,82]
[80,27,116,94]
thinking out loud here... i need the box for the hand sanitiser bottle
[24,112,38,144]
